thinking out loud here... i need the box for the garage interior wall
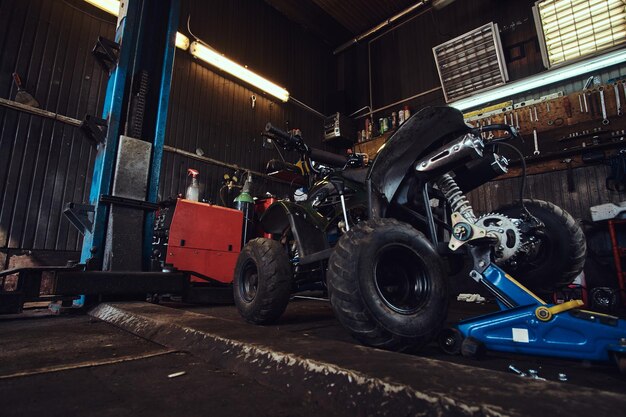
[337,0,626,220]
[0,0,333,269]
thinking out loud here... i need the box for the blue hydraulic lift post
[80,0,142,268]
[143,1,180,269]
[80,0,180,270]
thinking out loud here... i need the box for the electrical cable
[486,140,539,223]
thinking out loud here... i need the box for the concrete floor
[178,297,626,395]
[0,314,341,417]
[2,298,626,416]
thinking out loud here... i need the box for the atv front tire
[327,218,449,352]
[233,238,292,324]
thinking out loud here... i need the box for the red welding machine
[153,199,243,283]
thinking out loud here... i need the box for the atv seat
[342,167,368,184]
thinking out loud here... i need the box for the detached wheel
[497,199,586,295]
[327,218,449,352]
[233,238,292,324]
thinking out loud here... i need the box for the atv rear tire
[327,218,449,352]
[233,238,292,324]
[497,199,586,295]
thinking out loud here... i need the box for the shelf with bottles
[354,105,413,159]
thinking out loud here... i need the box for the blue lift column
[80,0,180,272]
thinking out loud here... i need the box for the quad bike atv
[234,107,586,352]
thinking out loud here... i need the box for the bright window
[534,0,626,68]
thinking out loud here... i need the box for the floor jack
[440,229,626,374]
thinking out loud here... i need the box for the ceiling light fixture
[449,47,626,111]
[83,0,190,50]
[534,0,626,68]
[189,41,289,102]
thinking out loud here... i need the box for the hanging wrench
[578,94,584,112]
[515,111,520,129]
[599,86,609,125]
[528,108,534,122]
[486,118,494,139]
[533,106,538,122]
[546,101,551,113]
[615,82,623,116]
[533,128,539,155]
[583,92,589,113]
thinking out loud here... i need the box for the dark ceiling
[263,0,421,47]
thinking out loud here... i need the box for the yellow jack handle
[535,299,584,322]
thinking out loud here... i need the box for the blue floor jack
[440,239,626,374]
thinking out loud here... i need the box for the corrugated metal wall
[160,0,333,202]
[0,0,114,256]
[0,0,333,267]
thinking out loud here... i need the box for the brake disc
[475,213,523,262]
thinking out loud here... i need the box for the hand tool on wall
[533,128,540,155]
[515,111,520,129]
[599,86,609,125]
[562,158,575,192]
[578,94,584,112]
[587,91,596,116]
[583,92,589,113]
[12,73,39,108]
[615,82,623,116]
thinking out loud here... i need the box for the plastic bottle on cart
[185,168,200,201]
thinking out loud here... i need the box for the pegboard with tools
[464,79,626,165]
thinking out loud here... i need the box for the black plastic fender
[260,201,329,258]
[367,106,469,205]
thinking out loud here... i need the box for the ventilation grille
[433,23,509,103]
[534,0,626,68]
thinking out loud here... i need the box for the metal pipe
[0,98,296,187]
[0,98,82,126]
[333,1,430,55]
[289,96,326,119]
[163,146,294,185]
[355,86,442,120]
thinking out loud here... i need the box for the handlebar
[264,122,294,143]
[470,123,520,141]
[264,122,350,168]
[310,148,349,168]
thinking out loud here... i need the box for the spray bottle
[234,172,255,243]
[185,168,200,201]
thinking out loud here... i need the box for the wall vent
[433,22,509,103]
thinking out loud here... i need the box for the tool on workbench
[599,86,609,125]
[562,158,575,192]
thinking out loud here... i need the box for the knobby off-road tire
[497,199,586,295]
[327,218,449,352]
[233,238,292,324]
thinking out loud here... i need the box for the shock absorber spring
[437,174,477,223]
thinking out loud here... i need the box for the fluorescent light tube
[83,0,189,50]
[450,47,626,111]
[175,32,190,50]
[84,0,119,15]
[190,41,289,102]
